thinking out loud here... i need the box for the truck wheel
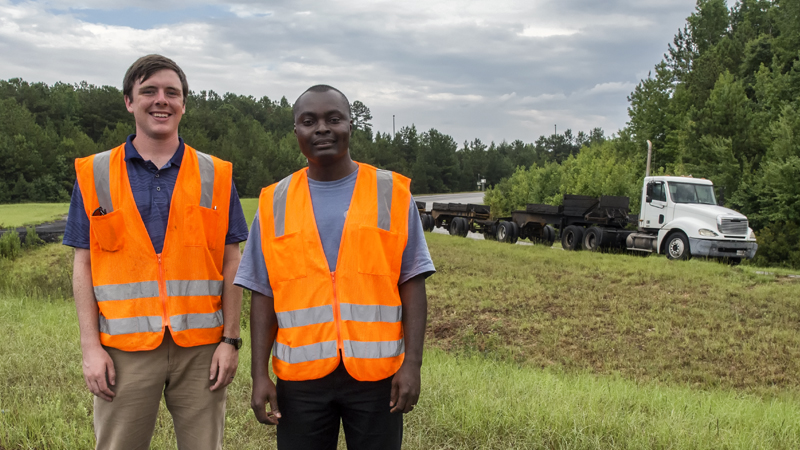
[583,227,603,252]
[561,225,584,251]
[496,221,513,243]
[543,225,556,246]
[426,214,435,232]
[665,232,691,260]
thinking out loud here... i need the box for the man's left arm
[209,242,243,391]
[390,273,427,413]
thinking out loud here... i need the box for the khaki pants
[94,330,226,450]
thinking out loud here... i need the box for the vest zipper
[331,272,343,351]
[158,254,170,329]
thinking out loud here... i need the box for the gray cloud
[0,0,698,145]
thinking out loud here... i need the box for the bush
[0,230,22,260]
[752,221,800,269]
[24,226,45,248]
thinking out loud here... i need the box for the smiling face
[124,69,185,141]
[293,89,353,172]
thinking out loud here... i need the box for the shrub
[23,226,45,248]
[752,221,800,269]
[0,230,22,260]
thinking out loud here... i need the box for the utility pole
[393,115,396,138]
[554,124,557,135]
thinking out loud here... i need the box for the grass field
[0,203,69,228]
[2,232,800,449]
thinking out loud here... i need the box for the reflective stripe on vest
[170,310,224,332]
[376,169,393,231]
[276,304,334,328]
[196,151,215,208]
[99,315,162,336]
[93,150,114,213]
[340,304,402,323]
[94,279,222,302]
[272,174,292,238]
[273,340,338,364]
[343,339,405,359]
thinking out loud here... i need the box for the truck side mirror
[646,183,654,196]
[646,195,652,203]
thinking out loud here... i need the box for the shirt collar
[124,134,185,168]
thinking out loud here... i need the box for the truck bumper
[689,238,758,259]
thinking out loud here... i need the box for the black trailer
[419,194,639,252]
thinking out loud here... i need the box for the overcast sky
[0,0,699,145]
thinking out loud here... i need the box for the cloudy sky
[0,0,699,145]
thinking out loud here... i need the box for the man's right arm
[250,291,281,425]
[73,248,116,402]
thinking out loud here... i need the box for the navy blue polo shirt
[63,135,249,253]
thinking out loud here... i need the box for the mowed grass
[2,233,800,448]
[0,203,69,228]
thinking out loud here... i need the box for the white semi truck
[419,141,758,263]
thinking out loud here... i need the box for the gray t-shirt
[234,169,435,297]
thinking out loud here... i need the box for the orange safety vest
[259,163,411,382]
[75,143,232,351]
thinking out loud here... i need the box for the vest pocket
[357,225,401,276]
[185,205,220,250]
[269,231,307,282]
[90,209,125,252]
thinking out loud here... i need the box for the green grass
[0,203,69,228]
[241,198,258,226]
[3,235,800,448]
[425,232,800,398]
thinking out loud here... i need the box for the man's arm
[73,248,116,402]
[250,291,282,425]
[209,242,243,391]
[390,273,428,413]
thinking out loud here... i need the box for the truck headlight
[698,228,718,237]
[749,229,757,242]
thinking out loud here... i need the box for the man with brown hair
[63,54,249,449]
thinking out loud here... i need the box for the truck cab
[639,176,758,261]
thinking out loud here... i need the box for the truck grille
[718,217,748,235]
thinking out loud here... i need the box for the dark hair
[123,54,189,103]
[293,84,351,119]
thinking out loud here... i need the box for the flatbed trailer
[419,194,639,250]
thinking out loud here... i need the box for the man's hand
[82,345,116,402]
[389,361,421,413]
[209,342,239,391]
[251,373,281,425]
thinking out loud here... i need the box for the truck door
[641,181,668,230]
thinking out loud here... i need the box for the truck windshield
[667,182,717,205]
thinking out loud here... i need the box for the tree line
[486,0,800,269]
[0,77,602,203]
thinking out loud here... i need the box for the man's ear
[124,95,134,113]
[293,125,297,136]
[349,120,353,135]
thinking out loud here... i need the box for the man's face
[124,69,185,141]
[293,90,352,167]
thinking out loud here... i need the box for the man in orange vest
[237,85,435,449]
[63,54,249,450]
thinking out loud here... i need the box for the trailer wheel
[425,214,435,232]
[448,219,459,236]
[457,217,470,237]
[543,225,556,246]
[509,222,520,244]
[583,227,603,252]
[665,232,691,260]
[561,225,584,251]
[496,221,513,243]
